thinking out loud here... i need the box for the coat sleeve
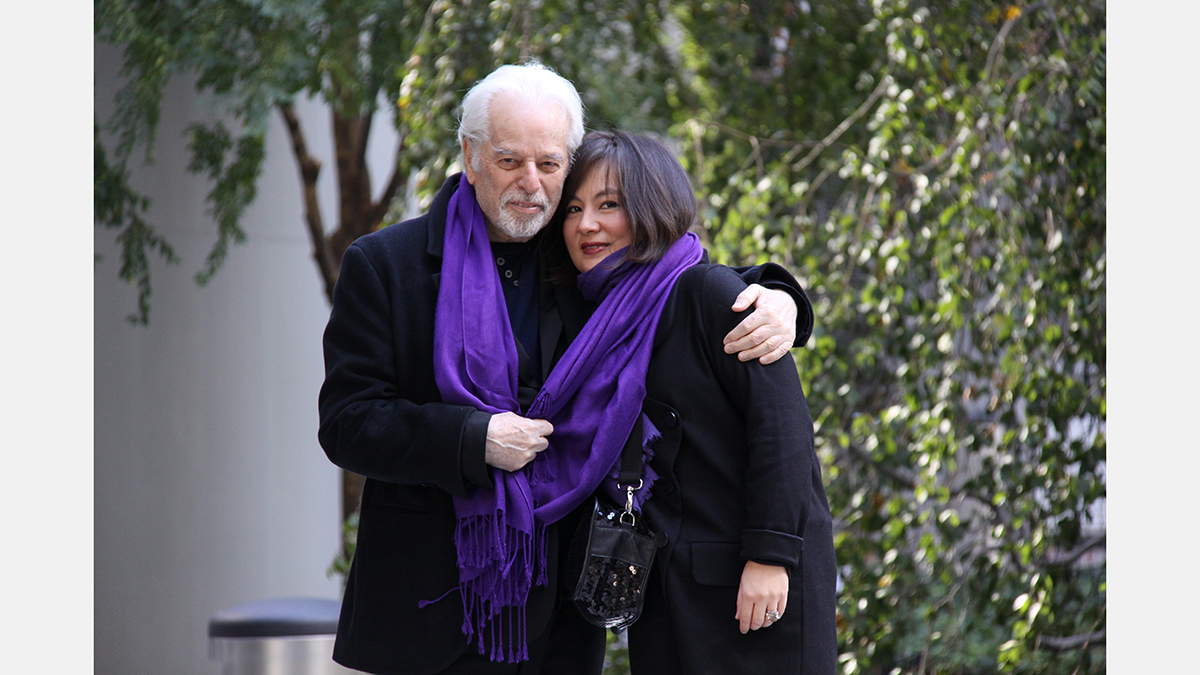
[317,241,491,498]
[692,265,816,570]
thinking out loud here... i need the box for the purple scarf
[432,174,701,661]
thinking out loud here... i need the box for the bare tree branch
[367,135,410,228]
[1038,533,1105,569]
[279,103,337,302]
[984,5,1028,80]
[327,111,380,272]
[845,439,917,489]
[786,73,892,174]
[1038,629,1104,651]
[1042,2,1069,54]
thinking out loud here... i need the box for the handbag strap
[617,413,644,487]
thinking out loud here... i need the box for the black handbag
[566,416,659,629]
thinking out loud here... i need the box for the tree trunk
[282,101,409,547]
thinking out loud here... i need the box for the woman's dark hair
[548,130,697,277]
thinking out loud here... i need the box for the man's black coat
[318,175,810,674]
[318,174,593,674]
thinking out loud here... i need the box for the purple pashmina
[432,174,702,661]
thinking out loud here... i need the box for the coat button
[665,411,678,427]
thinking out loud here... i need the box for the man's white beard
[493,190,552,241]
[494,209,551,241]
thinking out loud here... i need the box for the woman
[550,130,838,674]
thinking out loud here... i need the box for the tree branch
[786,73,892,174]
[1043,4,1069,55]
[279,104,337,303]
[367,134,409,228]
[984,7,1025,80]
[845,439,917,489]
[356,108,374,172]
[352,109,376,230]
[1038,533,1105,569]
[327,110,377,271]
[1038,629,1104,651]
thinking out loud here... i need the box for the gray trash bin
[208,597,360,675]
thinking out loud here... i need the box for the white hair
[457,61,585,166]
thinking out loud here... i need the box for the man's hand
[735,561,790,634]
[484,412,553,472]
[723,284,798,365]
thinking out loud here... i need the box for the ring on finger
[765,610,782,622]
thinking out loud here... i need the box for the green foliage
[96,0,686,321]
[96,0,467,320]
[186,122,263,284]
[95,122,180,324]
[326,511,358,584]
[603,630,630,675]
[98,1,1105,671]
[669,2,1105,673]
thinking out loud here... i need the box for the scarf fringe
[451,513,547,662]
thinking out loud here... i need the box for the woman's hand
[735,560,789,634]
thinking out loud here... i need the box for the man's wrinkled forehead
[484,95,571,153]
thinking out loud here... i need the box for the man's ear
[461,139,476,184]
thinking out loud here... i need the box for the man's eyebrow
[489,147,566,163]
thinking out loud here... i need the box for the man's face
[463,94,571,242]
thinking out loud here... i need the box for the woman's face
[562,164,633,273]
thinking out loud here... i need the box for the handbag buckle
[620,479,643,526]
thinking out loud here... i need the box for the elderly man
[318,62,810,675]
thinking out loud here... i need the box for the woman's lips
[580,242,608,255]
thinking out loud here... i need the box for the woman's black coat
[628,264,838,675]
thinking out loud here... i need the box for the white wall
[93,42,396,675]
